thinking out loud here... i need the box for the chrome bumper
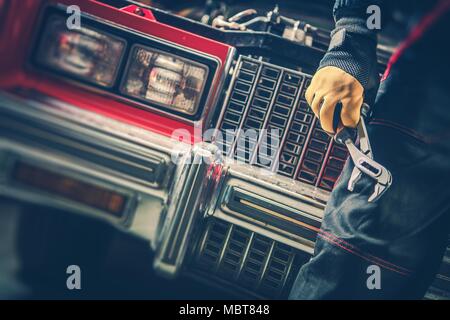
[0,92,330,288]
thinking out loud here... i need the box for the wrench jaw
[348,167,362,192]
[347,164,393,202]
[345,145,393,202]
[368,169,393,203]
[337,116,393,203]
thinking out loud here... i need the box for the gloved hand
[305,66,364,134]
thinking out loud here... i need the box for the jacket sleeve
[319,0,384,98]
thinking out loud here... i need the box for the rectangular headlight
[121,45,209,115]
[34,14,125,88]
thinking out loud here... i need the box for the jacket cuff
[318,17,379,91]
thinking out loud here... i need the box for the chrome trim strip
[207,158,328,254]
[203,46,237,130]
[153,143,221,277]
[223,186,322,242]
[0,92,183,245]
[0,141,138,227]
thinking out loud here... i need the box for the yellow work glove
[305,66,364,134]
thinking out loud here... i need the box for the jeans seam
[369,118,428,144]
[319,229,412,272]
[317,231,413,277]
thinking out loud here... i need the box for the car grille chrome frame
[183,158,328,299]
[153,142,223,278]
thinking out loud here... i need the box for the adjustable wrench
[334,104,392,202]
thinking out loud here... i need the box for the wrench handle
[333,102,371,145]
[334,126,357,145]
[361,103,372,119]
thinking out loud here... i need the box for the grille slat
[217,56,349,191]
[190,218,311,299]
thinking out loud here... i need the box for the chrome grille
[426,236,450,300]
[217,56,348,191]
[190,218,310,299]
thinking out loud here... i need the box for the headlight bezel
[33,13,127,89]
[30,5,220,121]
[120,44,210,116]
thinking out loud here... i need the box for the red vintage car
[0,0,448,299]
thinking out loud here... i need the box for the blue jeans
[290,15,450,300]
